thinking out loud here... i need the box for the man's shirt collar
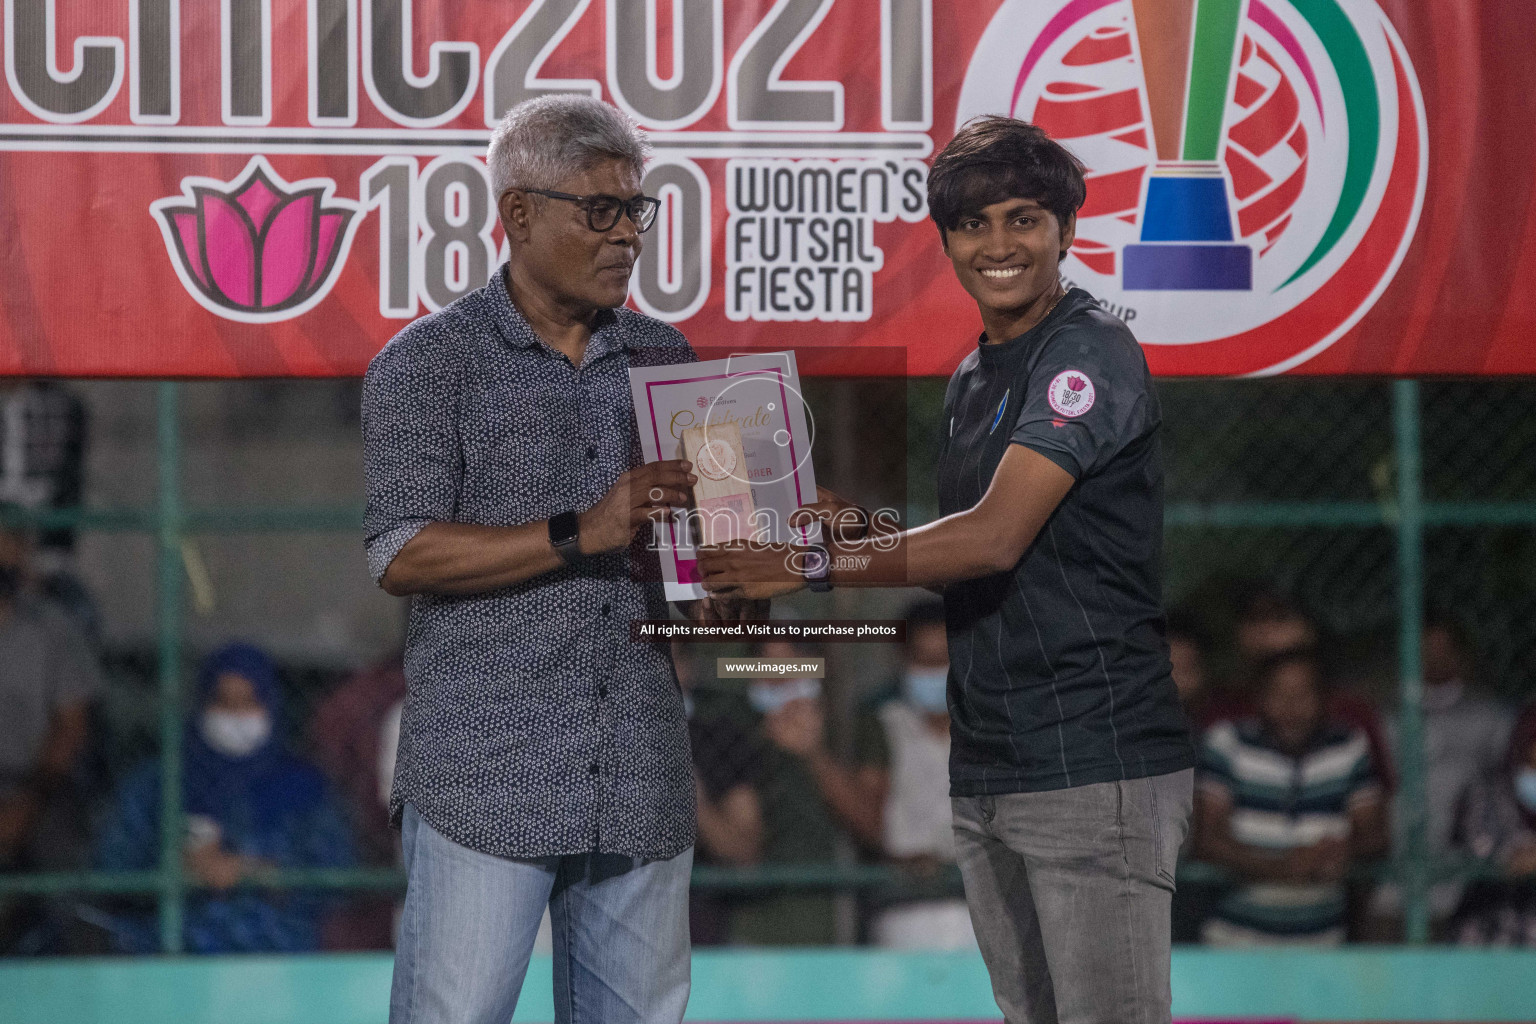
[484,264,634,362]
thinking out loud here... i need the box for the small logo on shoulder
[1047,370,1095,417]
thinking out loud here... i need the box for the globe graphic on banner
[956,0,1428,375]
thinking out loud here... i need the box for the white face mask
[1516,768,1536,813]
[902,667,950,714]
[201,709,272,759]
[748,677,822,715]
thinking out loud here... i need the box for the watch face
[550,511,579,545]
[804,548,829,576]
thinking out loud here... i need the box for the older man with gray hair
[363,95,714,1024]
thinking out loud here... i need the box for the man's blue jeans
[389,804,693,1024]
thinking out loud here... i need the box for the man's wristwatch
[549,511,583,566]
[801,543,832,593]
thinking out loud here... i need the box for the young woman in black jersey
[700,116,1194,1024]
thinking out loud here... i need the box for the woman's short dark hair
[927,116,1087,247]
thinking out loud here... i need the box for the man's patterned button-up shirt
[362,265,696,860]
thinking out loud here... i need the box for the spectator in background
[867,600,975,950]
[1227,589,1395,791]
[0,520,102,952]
[0,382,94,638]
[95,643,354,953]
[677,641,763,946]
[729,640,885,945]
[1165,610,1221,943]
[1232,590,1315,663]
[308,655,409,949]
[310,655,408,867]
[1166,609,1211,724]
[1449,705,1536,945]
[1370,615,1515,936]
[1195,649,1387,944]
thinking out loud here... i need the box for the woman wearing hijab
[1450,704,1536,945]
[95,643,354,953]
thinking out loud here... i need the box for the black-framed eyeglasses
[521,188,661,233]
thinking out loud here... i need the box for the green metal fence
[3,377,1536,952]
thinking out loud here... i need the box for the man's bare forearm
[695,784,763,866]
[1197,829,1302,882]
[381,521,565,596]
[804,752,887,850]
[1350,801,1389,860]
[38,704,89,780]
[379,460,693,596]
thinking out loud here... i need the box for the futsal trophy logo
[957,0,1428,375]
[1121,0,1252,291]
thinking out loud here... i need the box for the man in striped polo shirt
[1195,648,1388,943]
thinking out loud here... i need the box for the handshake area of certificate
[629,352,822,602]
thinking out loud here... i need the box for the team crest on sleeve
[1047,371,1095,417]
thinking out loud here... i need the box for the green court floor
[3,948,1535,1022]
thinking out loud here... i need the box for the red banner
[0,0,1531,377]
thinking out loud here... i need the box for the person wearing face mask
[867,600,976,949]
[673,642,764,947]
[94,643,354,953]
[1448,705,1536,946]
[1367,615,1515,937]
[0,519,102,952]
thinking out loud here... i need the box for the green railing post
[1393,379,1429,944]
[155,382,185,954]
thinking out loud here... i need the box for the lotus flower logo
[150,156,361,323]
[1067,375,1087,392]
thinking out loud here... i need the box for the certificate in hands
[629,352,819,601]
[681,420,754,546]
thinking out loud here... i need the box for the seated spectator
[1221,588,1395,791]
[1233,589,1316,662]
[1194,648,1387,945]
[308,655,408,949]
[867,600,975,950]
[1448,705,1536,946]
[0,383,97,640]
[1165,611,1221,942]
[95,643,354,953]
[1371,615,1515,935]
[310,655,406,867]
[678,641,764,946]
[725,640,885,945]
[0,520,103,952]
[1167,609,1212,724]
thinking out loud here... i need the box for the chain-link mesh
[1157,380,1400,697]
[2,377,1534,954]
[1420,382,1536,703]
